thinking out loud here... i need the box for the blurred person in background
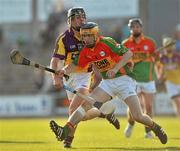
[40,2,66,48]
[49,7,119,148]
[174,24,180,53]
[122,18,158,138]
[157,37,180,117]
[111,24,122,43]
[0,26,3,44]
[121,18,131,41]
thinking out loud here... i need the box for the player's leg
[50,87,115,142]
[63,87,89,148]
[63,73,91,148]
[143,92,154,138]
[124,107,135,137]
[83,99,120,129]
[88,86,120,129]
[115,75,167,144]
[124,95,167,144]
[68,88,88,115]
[50,101,92,142]
[68,87,117,125]
[125,93,145,137]
[141,81,156,138]
[77,70,119,129]
[50,76,89,148]
[124,85,143,137]
[165,81,180,117]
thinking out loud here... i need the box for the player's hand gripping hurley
[10,50,96,104]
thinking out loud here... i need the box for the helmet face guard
[128,18,143,28]
[163,37,176,52]
[68,7,86,19]
[128,18,143,38]
[80,22,99,48]
[67,7,86,31]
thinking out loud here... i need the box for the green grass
[0,117,180,151]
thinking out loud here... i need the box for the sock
[99,101,116,114]
[64,136,74,145]
[145,126,151,133]
[66,122,74,129]
[99,113,106,118]
[63,124,72,138]
[83,107,101,120]
[94,102,103,109]
[67,106,86,126]
[128,120,135,126]
[151,121,161,130]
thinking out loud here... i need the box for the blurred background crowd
[0,0,180,117]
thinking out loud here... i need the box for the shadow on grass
[73,147,180,150]
[0,140,48,144]
[170,137,180,140]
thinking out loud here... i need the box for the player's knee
[132,113,144,123]
[99,101,116,114]
[69,98,84,115]
[94,101,103,109]
[69,107,75,115]
[81,102,93,111]
[76,105,86,117]
[69,104,78,115]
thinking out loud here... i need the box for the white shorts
[136,81,156,94]
[64,72,92,100]
[165,81,180,98]
[98,75,137,101]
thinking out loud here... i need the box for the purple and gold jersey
[160,53,180,84]
[53,28,86,72]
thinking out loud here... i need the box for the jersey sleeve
[101,37,129,55]
[146,36,156,53]
[52,34,66,60]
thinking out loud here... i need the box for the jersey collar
[69,27,81,41]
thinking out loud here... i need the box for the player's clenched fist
[52,70,65,89]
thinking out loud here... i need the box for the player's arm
[149,38,159,60]
[50,35,66,89]
[59,49,90,80]
[90,65,102,91]
[50,57,64,88]
[106,50,133,78]
[61,63,77,75]
[101,37,133,78]
[156,61,166,82]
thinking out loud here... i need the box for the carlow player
[50,22,167,145]
[122,18,157,138]
[50,7,119,148]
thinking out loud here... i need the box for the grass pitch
[0,117,180,151]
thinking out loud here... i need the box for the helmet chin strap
[86,43,95,48]
[84,39,96,48]
[72,26,81,32]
